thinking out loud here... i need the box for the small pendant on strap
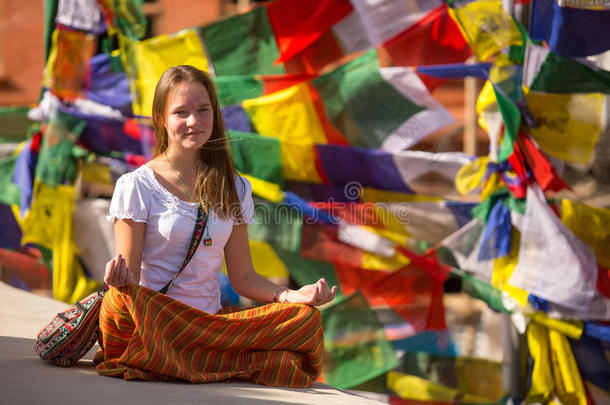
[203,237,212,247]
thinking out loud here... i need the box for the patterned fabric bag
[34,205,207,367]
[34,285,109,366]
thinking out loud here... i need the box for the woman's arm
[224,224,337,305]
[104,219,146,287]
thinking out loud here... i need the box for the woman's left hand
[284,278,337,306]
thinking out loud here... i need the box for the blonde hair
[151,65,242,221]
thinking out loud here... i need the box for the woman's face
[164,80,214,153]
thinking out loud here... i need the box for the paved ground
[0,282,385,405]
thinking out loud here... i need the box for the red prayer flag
[300,222,363,268]
[597,265,610,299]
[382,4,471,68]
[333,261,391,307]
[260,73,317,95]
[368,248,448,332]
[517,130,571,193]
[267,0,353,64]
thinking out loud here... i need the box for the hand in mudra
[104,254,135,288]
[285,278,337,306]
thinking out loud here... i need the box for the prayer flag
[561,200,610,269]
[524,89,605,165]
[35,107,87,187]
[530,0,610,58]
[351,0,442,46]
[508,185,597,312]
[46,27,96,101]
[381,4,471,68]
[312,51,454,150]
[320,292,400,388]
[449,0,522,61]
[524,44,610,94]
[198,7,284,76]
[121,28,209,117]
[267,0,353,64]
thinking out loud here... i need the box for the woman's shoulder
[113,164,159,197]
[233,173,252,201]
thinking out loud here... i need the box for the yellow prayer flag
[120,29,209,117]
[387,371,492,403]
[449,0,522,61]
[561,199,610,269]
[531,312,583,341]
[526,322,555,403]
[280,139,323,183]
[242,83,327,144]
[248,239,289,278]
[21,183,100,303]
[361,188,442,203]
[525,91,604,164]
[241,173,284,203]
[548,329,587,405]
[481,171,504,201]
[361,250,409,271]
[456,156,488,195]
[492,229,528,306]
[44,29,96,101]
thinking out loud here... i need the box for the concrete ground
[0,282,386,405]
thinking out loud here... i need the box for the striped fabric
[94,285,323,387]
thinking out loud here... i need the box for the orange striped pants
[95,285,323,387]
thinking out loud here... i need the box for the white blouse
[107,165,255,314]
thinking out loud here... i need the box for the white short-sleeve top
[107,165,255,314]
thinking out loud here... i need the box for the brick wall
[0,0,45,107]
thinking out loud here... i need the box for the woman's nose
[186,113,198,127]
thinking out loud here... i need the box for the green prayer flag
[321,292,400,389]
[35,109,87,187]
[249,196,303,253]
[108,0,147,39]
[0,107,34,143]
[228,130,284,187]
[494,85,521,162]
[0,155,21,206]
[216,76,264,108]
[531,52,610,94]
[312,50,425,148]
[198,7,285,76]
[461,272,509,313]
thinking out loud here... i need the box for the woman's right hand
[104,254,134,287]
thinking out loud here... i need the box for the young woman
[96,65,336,387]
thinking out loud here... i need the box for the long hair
[151,65,242,221]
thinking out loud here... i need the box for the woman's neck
[164,147,198,176]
